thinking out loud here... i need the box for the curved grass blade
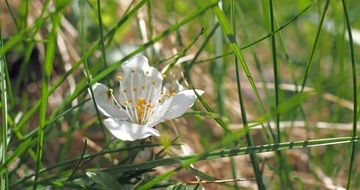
[342,0,359,188]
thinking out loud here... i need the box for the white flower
[91,55,204,141]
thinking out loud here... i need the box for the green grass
[1,0,360,189]
[342,0,359,188]
[1,15,9,190]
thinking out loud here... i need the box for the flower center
[117,71,159,124]
[116,70,178,125]
[135,97,146,123]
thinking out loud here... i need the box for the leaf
[86,171,128,190]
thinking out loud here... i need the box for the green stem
[0,16,9,190]
[342,0,358,188]
[232,1,265,189]
[300,0,330,92]
[33,12,61,190]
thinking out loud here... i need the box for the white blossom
[91,55,204,141]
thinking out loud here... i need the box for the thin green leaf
[342,0,359,188]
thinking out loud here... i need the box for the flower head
[91,55,204,141]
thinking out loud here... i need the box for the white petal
[104,118,160,141]
[122,55,150,72]
[91,83,128,119]
[119,55,163,105]
[160,89,204,121]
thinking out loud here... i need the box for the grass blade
[342,0,359,188]
[231,1,265,189]
[268,1,293,189]
[0,16,9,190]
[300,0,330,91]
[211,0,276,141]
[83,136,360,188]
[33,11,61,190]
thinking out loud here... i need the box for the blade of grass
[33,11,61,190]
[224,3,240,189]
[0,16,9,190]
[241,3,312,51]
[183,23,219,81]
[231,1,265,189]
[96,0,109,88]
[23,0,29,29]
[146,1,157,58]
[211,0,276,141]
[300,0,330,92]
[269,0,280,147]
[342,0,359,188]
[109,136,360,174]
[268,1,293,189]
[86,0,108,144]
[236,3,272,108]
[4,0,20,31]
[162,27,206,75]
[58,0,106,163]
[110,136,359,189]
[213,0,226,116]
[9,0,50,96]
[192,87,231,133]
[182,111,227,120]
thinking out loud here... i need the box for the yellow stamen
[135,97,147,123]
